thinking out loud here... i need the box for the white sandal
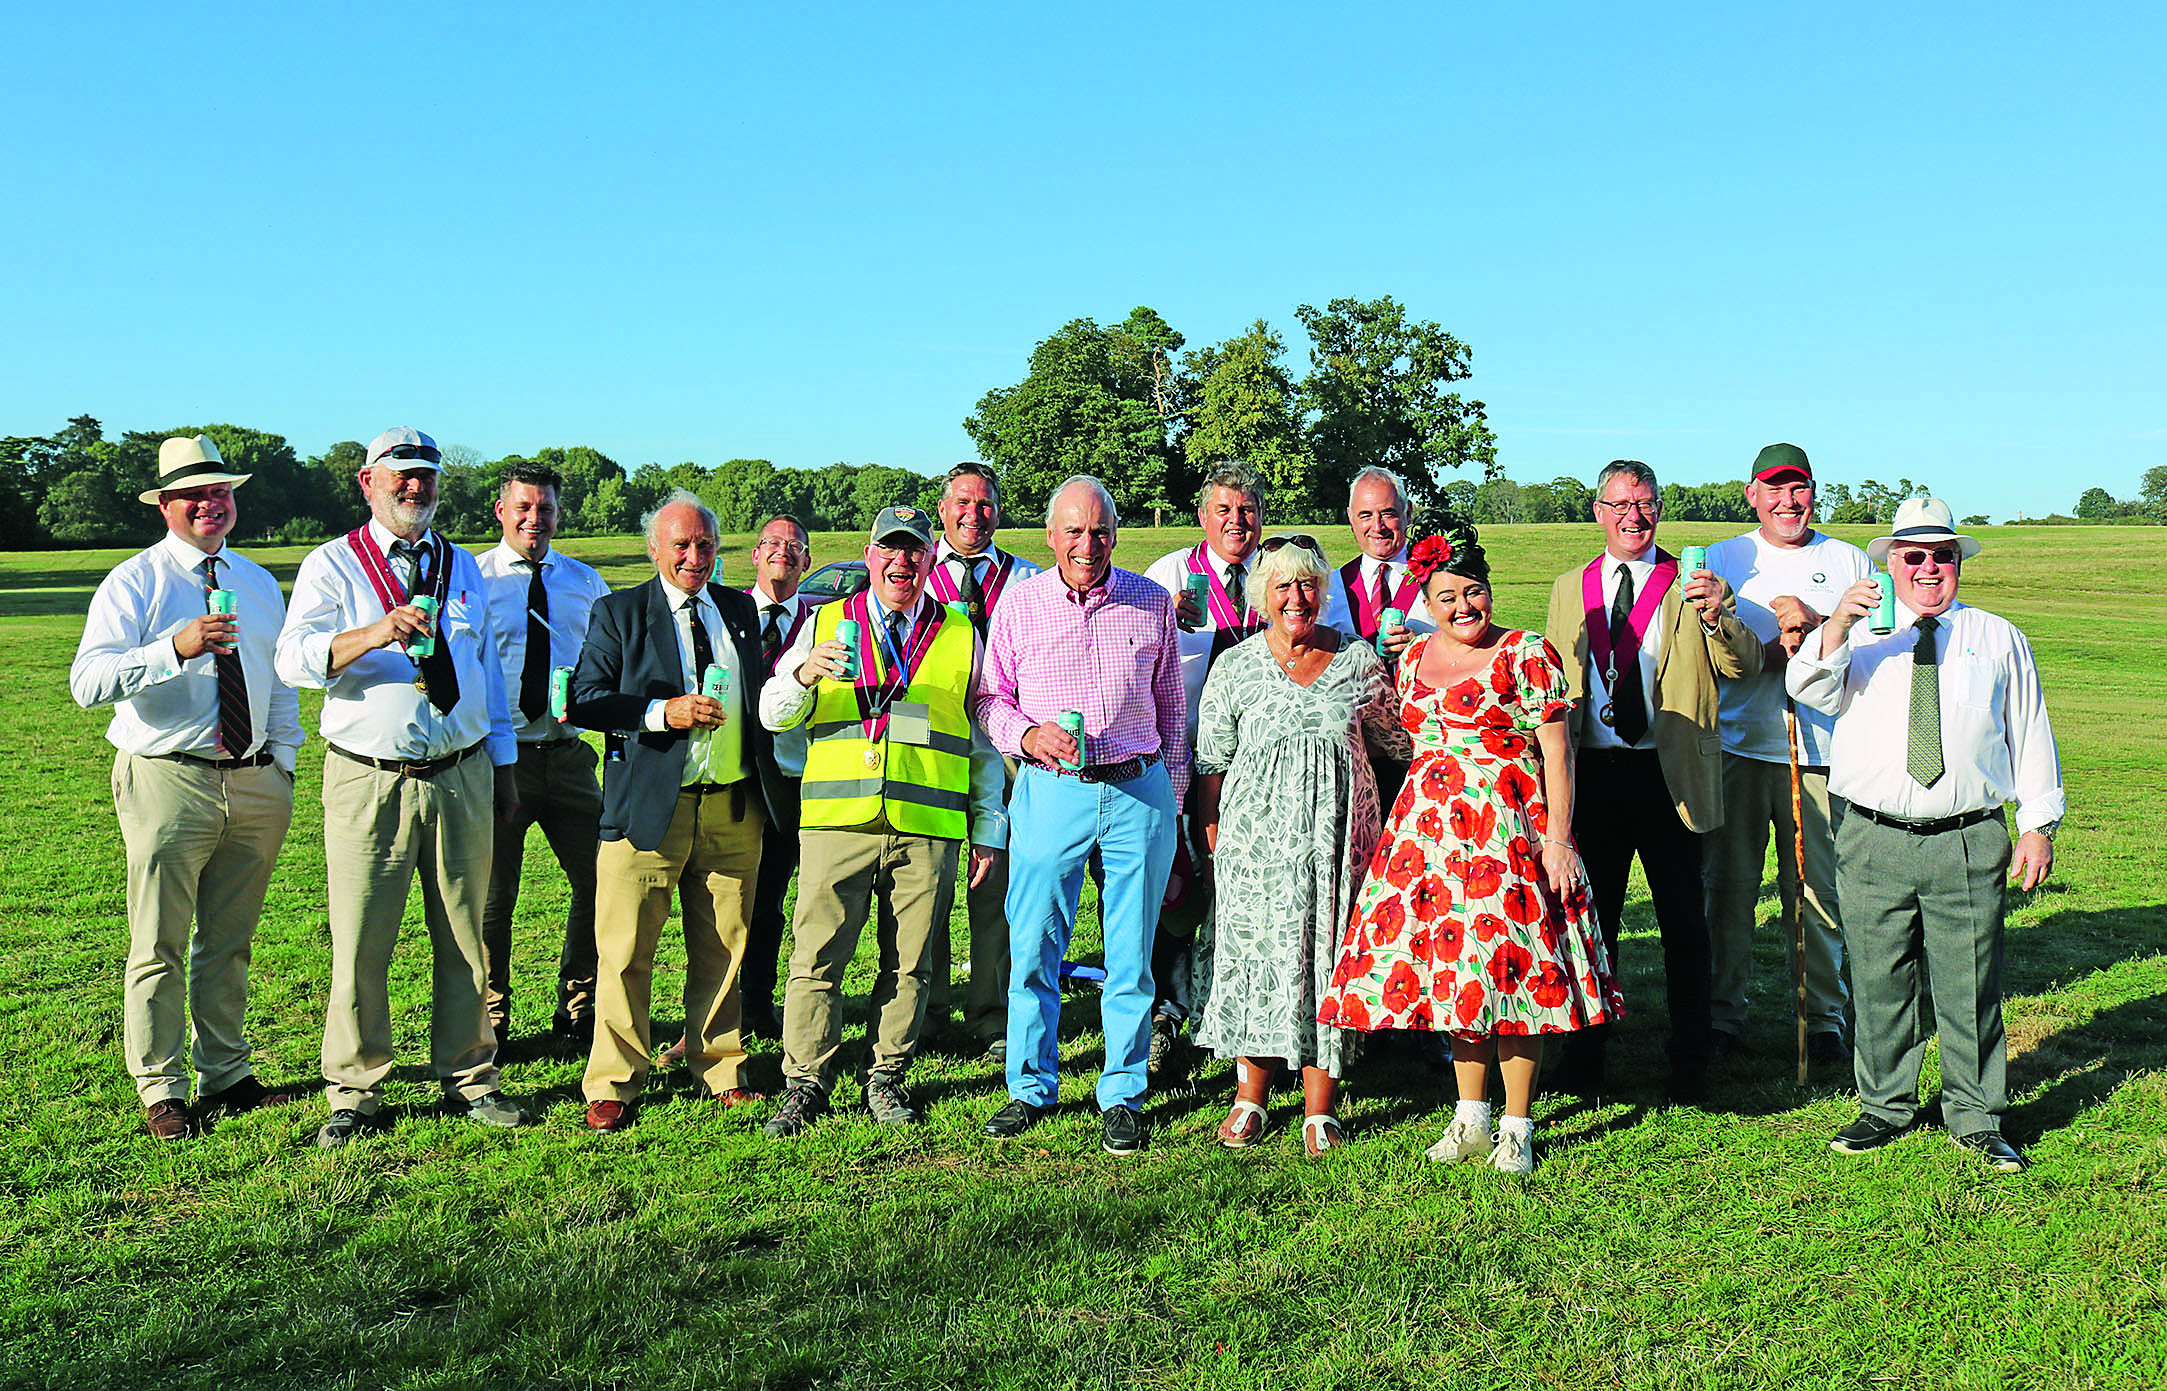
[1219,1098,1268,1148]
[1302,1113,1344,1155]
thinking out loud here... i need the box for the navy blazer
[569,576,796,851]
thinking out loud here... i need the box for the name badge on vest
[887,701,933,747]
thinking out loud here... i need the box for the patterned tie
[1908,615,1944,787]
[762,603,785,668]
[1371,562,1390,628]
[687,599,714,688]
[520,560,550,722]
[410,543,459,716]
[959,557,987,636]
[1608,564,1648,745]
[202,556,252,757]
[1226,562,1247,623]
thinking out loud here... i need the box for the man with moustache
[758,506,1007,1135]
[978,476,1186,1155]
[1543,459,1760,1104]
[72,434,305,1140]
[475,462,612,1046]
[276,427,527,1147]
[1142,460,1267,1080]
[1703,444,1872,1067]
[567,491,793,1131]
[738,513,819,1040]
[1321,465,1434,809]
[1791,498,2060,1173]
[922,462,1041,1058]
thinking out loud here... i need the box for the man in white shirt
[275,427,526,1148]
[71,434,304,1141]
[741,512,819,1039]
[923,463,1041,1058]
[1321,466,1432,808]
[1703,444,1873,1067]
[1790,497,2061,1174]
[476,462,612,1046]
[1142,460,1267,1079]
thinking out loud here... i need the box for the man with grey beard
[276,427,528,1149]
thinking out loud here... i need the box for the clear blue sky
[4,4,2160,522]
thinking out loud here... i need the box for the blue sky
[4,4,2160,521]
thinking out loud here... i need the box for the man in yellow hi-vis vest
[757,505,1007,1135]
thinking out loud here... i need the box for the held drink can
[1056,710,1086,771]
[1378,606,1404,655]
[549,666,573,721]
[207,588,237,616]
[946,600,971,620]
[407,593,438,658]
[1679,545,1707,590]
[701,663,731,701]
[1184,571,1209,623]
[833,619,861,677]
[1870,570,1898,634]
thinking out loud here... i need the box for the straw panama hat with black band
[1866,496,1984,567]
[139,434,253,505]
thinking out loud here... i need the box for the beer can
[207,588,237,616]
[1378,606,1404,655]
[408,593,438,658]
[833,619,860,677]
[1870,571,1898,634]
[946,600,971,620]
[1680,545,1707,590]
[1056,709,1086,771]
[701,663,731,700]
[549,666,573,721]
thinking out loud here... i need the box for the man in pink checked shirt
[972,475,1187,1156]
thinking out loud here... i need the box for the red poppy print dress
[1318,631,1622,1040]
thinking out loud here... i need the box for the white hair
[1247,538,1328,614]
[642,488,718,546]
[1048,474,1120,529]
[1348,465,1410,513]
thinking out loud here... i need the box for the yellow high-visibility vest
[801,599,973,840]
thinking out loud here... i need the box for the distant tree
[1960,514,1991,526]
[431,445,496,539]
[1181,320,1312,514]
[1471,477,1525,524]
[2141,465,2167,523]
[1547,474,1594,521]
[1295,295,1497,517]
[2074,487,2120,520]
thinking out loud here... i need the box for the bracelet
[1540,836,1571,847]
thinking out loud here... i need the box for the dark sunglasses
[1259,533,1324,557]
[383,444,441,463]
[1894,546,1961,567]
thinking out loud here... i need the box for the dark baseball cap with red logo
[1750,442,1812,485]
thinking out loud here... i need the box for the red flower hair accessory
[1406,533,1456,584]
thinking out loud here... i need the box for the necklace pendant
[1597,701,1615,727]
[863,746,882,770]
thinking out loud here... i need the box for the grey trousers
[1836,804,2011,1138]
[1706,753,1848,1036]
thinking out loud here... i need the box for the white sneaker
[1425,1117,1494,1163]
[1488,1128,1534,1175]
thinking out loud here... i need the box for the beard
[383,495,438,534]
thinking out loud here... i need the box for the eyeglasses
[1594,498,1659,518]
[754,539,808,559]
[870,542,928,560]
[1259,533,1324,557]
[1894,546,1961,567]
[381,444,440,463]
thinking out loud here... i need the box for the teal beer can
[1056,710,1086,771]
[408,593,438,658]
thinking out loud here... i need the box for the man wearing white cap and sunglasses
[71,434,306,1140]
[1789,496,2063,1174]
[275,427,527,1148]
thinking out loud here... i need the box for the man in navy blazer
[568,489,794,1131]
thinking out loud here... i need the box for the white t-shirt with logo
[1705,529,1873,765]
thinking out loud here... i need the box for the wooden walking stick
[1785,697,1809,1085]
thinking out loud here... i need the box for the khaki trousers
[927,756,1014,1044]
[1705,752,1848,1036]
[320,749,501,1114]
[586,784,765,1103]
[783,824,959,1092]
[113,753,293,1105]
[481,737,603,1031]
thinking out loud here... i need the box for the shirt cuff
[642,699,669,733]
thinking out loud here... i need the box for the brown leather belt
[329,741,484,779]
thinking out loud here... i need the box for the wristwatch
[2035,820,2062,843]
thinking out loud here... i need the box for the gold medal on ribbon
[863,746,882,771]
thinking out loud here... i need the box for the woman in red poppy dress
[1319,523,1621,1174]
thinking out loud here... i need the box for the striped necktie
[202,556,251,757]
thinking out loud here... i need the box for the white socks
[1498,1113,1534,1141]
[1454,1100,1491,1129]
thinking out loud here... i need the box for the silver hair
[642,488,719,547]
[1048,475,1120,529]
[1596,459,1660,497]
[939,461,1001,508]
[1247,538,1328,615]
[1347,465,1410,513]
[1198,459,1266,512]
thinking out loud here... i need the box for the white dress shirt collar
[157,531,224,572]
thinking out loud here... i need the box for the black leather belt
[330,741,484,779]
[1051,751,1161,785]
[1849,805,2000,836]
[150,750,275,770]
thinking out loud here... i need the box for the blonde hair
[1247,539,1328,614]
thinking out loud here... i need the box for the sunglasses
[1894,546,1961,567]
[1259,533,1324,557]
[382,444,441,463]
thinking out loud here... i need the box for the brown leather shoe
[710,1087,766,1109]
[197,1075,296,1118]
[144,1099,192,1141]
[585,1100,635,1132]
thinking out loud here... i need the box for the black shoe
[863,1076,919,1126]
[1952,1130,2028,1173]
[196,1074,296,1119]
[1830,1112,1910,1155]
[763,1084,829,1138]
[552,1013,594,1047]
[1807,1032,1850,1067]
[1707,1030,1741,1060]
[1101,1105,1148,1156]
[316,1108,383,1150]
[1147,1016,1191,1094]
[744,1003,783,1041]
[441,1091,529,1128]
[983,1098,1047,1139]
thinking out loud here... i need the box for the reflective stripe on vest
[800,600,974,839]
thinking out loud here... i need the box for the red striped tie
[203,557,252,757]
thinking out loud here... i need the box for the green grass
[3,523,2163,1389]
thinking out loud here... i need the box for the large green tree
[1179,320,1310,514]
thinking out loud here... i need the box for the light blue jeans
[1003,761,1176,1111]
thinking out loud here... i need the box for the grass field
[2,520,2163,1390]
